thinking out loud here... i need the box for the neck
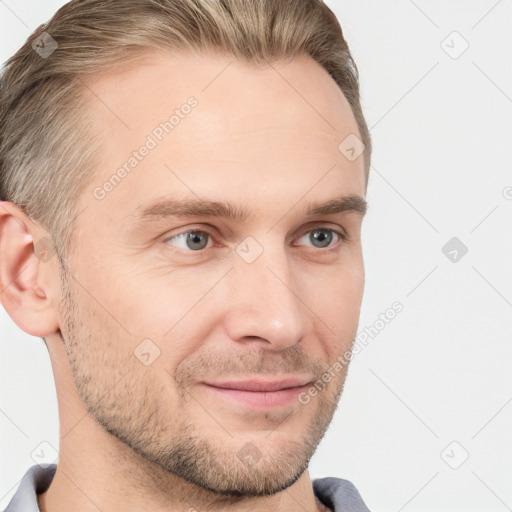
[36,416,326,512]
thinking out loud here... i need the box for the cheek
[104,262,220,335]
[309,260,364,308]
[306,263,364,347]
[339,268,365,319]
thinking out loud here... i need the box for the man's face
[57,51,366,496]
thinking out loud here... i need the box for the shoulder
[313,476,372,512]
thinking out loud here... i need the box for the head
[0,0,371,500]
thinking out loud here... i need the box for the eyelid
[292,224,347,253]
[160,226,219,254]
[293,221,348,241]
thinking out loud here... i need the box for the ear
[0,201,60,337]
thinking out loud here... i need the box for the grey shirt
[3,464,371,512]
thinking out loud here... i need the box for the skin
[0,50,367,512]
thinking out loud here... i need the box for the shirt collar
[3,464,56,512]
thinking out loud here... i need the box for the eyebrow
[133,194,367,223]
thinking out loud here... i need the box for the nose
[222,242,307,351]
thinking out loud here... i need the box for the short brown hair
[0,0,371,261]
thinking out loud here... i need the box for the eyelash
[161,224,348,255]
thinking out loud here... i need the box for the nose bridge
[223,237,306,347]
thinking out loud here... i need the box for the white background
[1,1,511,511]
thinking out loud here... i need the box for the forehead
[84,49,355,120]
[76,50,365,225]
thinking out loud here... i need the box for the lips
[202,376,313,392]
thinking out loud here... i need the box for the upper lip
[203,376,314,392]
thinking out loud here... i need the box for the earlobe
[0,201,60,337]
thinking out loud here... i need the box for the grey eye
[166,231,211,251]
[297,229,340,249]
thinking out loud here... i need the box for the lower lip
[201,384,311,409]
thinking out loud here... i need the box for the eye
[163,226,346,254]
[164,230,213,252]
[295,227,346,250]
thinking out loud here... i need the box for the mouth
[200,376,313,409]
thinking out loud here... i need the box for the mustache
[172,343,334,390]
